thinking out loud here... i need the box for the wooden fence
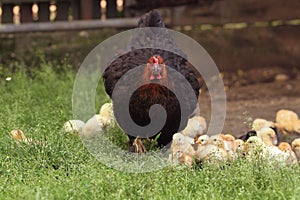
[0,0,299,71]
[0,0,299,31]
[0,0,124,24]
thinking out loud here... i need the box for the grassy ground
[1,62,300,200]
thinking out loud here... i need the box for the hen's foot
[132,137,147,153]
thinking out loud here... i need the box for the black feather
[239,130,257,141]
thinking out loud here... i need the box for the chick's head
[292,138,300,150]
[278,142,292,153]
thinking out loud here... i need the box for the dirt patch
[199,68,300,143]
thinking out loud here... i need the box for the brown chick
[169,147,193,167]
[10,129,45,146]
[10,129,27,141]
[278,142,298,164]
[170,133,195,157]
[221,134,236,151]
[179,152,194,167]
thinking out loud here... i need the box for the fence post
[80,0,93,19]
[106,0,118,18]
[56,1,70,21]
[2,4,14,23]
[71,0,81,20]
[92,0,100,19]
[38,2,50,22]
[20,3,33,23]
[80,0,100,19]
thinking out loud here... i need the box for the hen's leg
[150,72,155,80]
[129,137,147,153]
[156,73,162,80]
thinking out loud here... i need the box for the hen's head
[148,55,164,65]
[147,55,165,81]
[138,10,165,28]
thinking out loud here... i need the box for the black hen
[103,10,201,152]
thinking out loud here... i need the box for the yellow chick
[170,133,195,157]
[235,139,244,150]
[291,138,300,161]
[256,127,278,146]
[221,134,236,160]
[181,116,207,139]
[172,132,194,146]
[208,134,225,149]
[243,136,264,156]
[63,120,85,135]
[252,118,275,132]
[235,139,245,158]
[195,134,227,162]
[195,134,210,146]
[293,120,300,134]
[276,109,299,134]
[244,136,289,164]
[99,102,115,126]
[169,147,193,167]
[82,115,103,139]
[195,144,227,163]
[278,142,298,164]
[82,103,115,139]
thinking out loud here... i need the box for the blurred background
[0,0,299,72]
[0,0,299,134]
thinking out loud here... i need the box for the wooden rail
[0,17,138,33]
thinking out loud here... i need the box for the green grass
[1,62,300,200]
